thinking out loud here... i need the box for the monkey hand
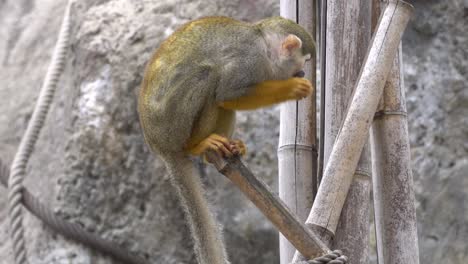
[284,77,313,100]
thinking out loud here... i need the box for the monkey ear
[281,34,302,56]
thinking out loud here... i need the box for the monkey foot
[188,134,234,157]
[229,139,247,156]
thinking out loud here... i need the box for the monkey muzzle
[293,70,305,78]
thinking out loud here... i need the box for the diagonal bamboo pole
[293,0,413,260]
[206,153,329,260]
[278,1,317,263]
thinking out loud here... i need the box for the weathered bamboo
[279,1,317,263]
[294,0,413,259]
[292,1,373,262]
[371,44,420,264]
[206,153,329,259]
[323,1,372,263]
[370,2,419,263]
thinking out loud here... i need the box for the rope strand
[0,159,149,264]
[8,2,72,263]
[309,250,348,264]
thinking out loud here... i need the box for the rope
[1,159,149,264]
[7,1,73,263]
[4,2,146,263]
[308,250,348,264]
[7,2,73,263]
[1,1,146,263]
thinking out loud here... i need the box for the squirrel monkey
[138,16,314,264]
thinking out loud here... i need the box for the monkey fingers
[288,77,313,100]
[188,134,234,157]
[229,139,247,156]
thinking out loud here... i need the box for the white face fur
[261,32,311,79]
[279,35,310,78]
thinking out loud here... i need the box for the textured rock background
[403,1,468,263]
[0,0,466,264]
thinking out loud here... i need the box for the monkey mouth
[293,70,305,78]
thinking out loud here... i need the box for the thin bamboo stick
[293,1,413,260]
[371,44,420,264]
[279,1,317,263]
[206,153,329,259]
[317,0,327,186]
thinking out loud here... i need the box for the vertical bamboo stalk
[293,1,373,262]
[293,1,413,261]
[326,1,372,263]
[370,4,420,260]
[279,1,317,263]
[371,46,419,264]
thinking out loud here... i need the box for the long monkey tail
[163,153,230,264]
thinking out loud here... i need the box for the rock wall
[0,0,466,264]
[403,1,468,263]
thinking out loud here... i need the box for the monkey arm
[219,78,313,110]
[219,80,288,110]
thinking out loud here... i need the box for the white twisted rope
[8,2,72,263]
[309,250,348,264]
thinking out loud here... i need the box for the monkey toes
[188,134,247,158]
[229,139,247,156]
[189,134,235,157]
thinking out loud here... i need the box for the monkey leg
[219,78,313,110]
[229,139,247,156]
[187,133,235,157]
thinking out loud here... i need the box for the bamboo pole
[206,153,329,259]
[370,3,420,260]
[279,1,317,263]
[324,1,372,263]
[293,0,413,260]
[371,45,419,264]
[293,1,373,262]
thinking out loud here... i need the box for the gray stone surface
[402,1,468,263]
[0,0,466,264]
